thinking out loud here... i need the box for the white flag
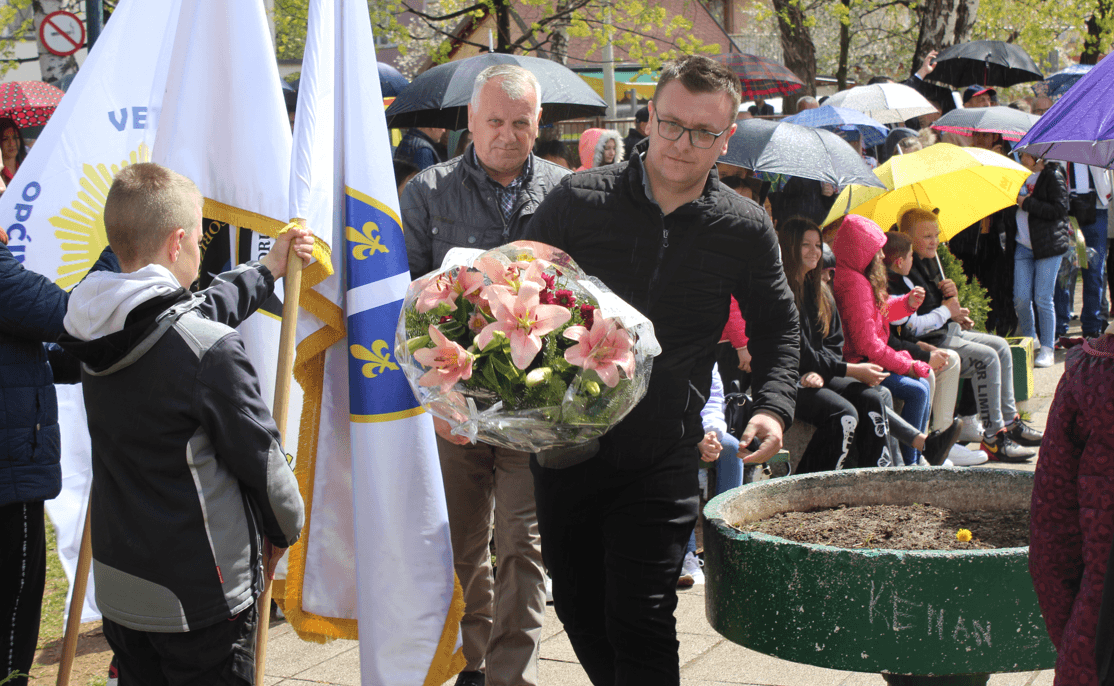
[280,0,466,683]
[2,0,319,623]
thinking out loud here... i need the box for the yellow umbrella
[822,143,1032,240]
[580,75,658,100]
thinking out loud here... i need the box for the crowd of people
[2,47,1113,686]
[395,56,1113,686]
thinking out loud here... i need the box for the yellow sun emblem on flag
[51,144,151,289]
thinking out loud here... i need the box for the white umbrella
[824,83,938,124]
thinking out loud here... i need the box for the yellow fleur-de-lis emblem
[347,221,390,260]
[350,340,399,378]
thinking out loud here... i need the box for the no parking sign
[39,10,86,58]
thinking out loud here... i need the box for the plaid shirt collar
[473,148,532,222]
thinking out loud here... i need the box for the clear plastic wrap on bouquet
[396,240,659,453]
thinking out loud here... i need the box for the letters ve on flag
[278,0,465,684]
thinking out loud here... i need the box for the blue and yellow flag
[279,0,465,684]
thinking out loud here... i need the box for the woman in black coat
[1012,154,1071,368]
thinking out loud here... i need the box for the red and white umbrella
[0,80,66,128]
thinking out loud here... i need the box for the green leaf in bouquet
[491,353,523,382]
[405,334,432,354]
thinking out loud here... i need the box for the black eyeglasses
[653,112,729,149]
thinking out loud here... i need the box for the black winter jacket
[1018,162,1071,260]
[798,288,848,383]
[521,156,800,468]
[1,245,117,506]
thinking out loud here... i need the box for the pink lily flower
[475,281,572,370]
[413,325,474,393]
[476,255,551,295]
[563,317,636,387]
[416,269,484,313]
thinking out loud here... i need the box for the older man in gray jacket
[401,64,568,686]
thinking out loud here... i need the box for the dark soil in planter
[736,503,1030,550]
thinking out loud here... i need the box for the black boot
[922,419,962,466]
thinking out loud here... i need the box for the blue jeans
[881,373,931,466]
[1014,244,1064,349]
[687,433,742,554]
[1055,211,1109,335]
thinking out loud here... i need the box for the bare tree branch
[401,1,487,22]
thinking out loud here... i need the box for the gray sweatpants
[939,323,1017,435]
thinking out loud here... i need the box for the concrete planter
[703,468,1056,684]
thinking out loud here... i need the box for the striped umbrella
[930,106,1040,143]
[0,80,65,128]
[711,53,804,100]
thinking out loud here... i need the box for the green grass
[38,513,69,650]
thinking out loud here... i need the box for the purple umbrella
[1015,53,1114,168]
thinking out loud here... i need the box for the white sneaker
[679,552,704,586]
[956,415,985,444]
[948,444,989,466]
[1035,346,1055,368]
[941,458,955,467]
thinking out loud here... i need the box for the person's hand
[800,372,824,388]
[907,287,926,311]
[943,296,964,318]
[938,278,958,299]
[260,226,315,279]
[847,362,888,386]
[1016,194,1027,208]
[433,416,471,445]
[698,431,722,462]
[929,348,950,371]
[911,360,933,379]
[916,50,938,79]
[740,411,784,464]
[264,539,286,581]
[736,346,752,373]
[820,182,836,197]
[958,314,975,330]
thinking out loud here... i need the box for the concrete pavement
[264,333,1072,686]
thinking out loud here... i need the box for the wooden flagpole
[255,219,306,686]
[56,504,93,686]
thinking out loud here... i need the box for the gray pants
[939,323,1017,435]
[437,437,545,686]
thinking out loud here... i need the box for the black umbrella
[385,53,606,129]
[720,119,886,189]
[928,40,1043,88]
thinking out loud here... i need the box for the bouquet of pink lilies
[396,241,658,452]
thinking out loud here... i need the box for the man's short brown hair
[653,55,742,123]
[104,163,202,265]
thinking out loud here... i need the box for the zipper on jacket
[648,213,669,286]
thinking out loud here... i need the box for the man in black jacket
[521,55,799,686]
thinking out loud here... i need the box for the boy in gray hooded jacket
[61,163,312,684]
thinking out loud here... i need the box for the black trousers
[0,501,46,686]
[531,446,699,686]
[795,377,892,472]
[103,603,257,686]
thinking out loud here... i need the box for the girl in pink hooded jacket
[576,128,624,171]
[832,214,934,465]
